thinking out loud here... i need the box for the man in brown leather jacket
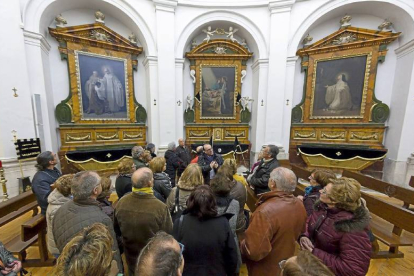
[241,167,307,276]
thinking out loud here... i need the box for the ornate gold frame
[199,64,238,119]
[309,52,372,119]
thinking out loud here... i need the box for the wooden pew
[291,164,414,259]
[0,191,55,267]
[410,176,414,189]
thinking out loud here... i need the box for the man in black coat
[247,144,279,195]
[175,138,191,178]
[197,144,223,185]
[31,151,61,215]
[164,142,183,187]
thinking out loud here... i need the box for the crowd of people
[0,140,373,276]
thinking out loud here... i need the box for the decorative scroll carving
[321,132,345,139]
[350,132,378,140]
[294,131,316,139]
[189,131,209,137]
[97,133,119,140]
[225,131,245,137]
[66,133,91,142]
[123,132,143,139]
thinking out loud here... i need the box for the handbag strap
[223,199,232,213]
[174,188,180,212]
[177,214,185,241]
[309,212,327,243]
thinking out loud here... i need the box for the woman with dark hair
[146,143,157,158]
[297,169,336,216]
[173,185,238,276]
[115,159,135,199]
[32,151,61,214]
[210,170,242,274]
[300,177,371,276]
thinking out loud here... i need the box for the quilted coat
[46,189,71,255]
[53,199,123,273]
[304,201,371,276]
[153,172,172,202]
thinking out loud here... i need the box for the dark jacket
[115,174,132,199]
[302,186,322,216]
[53,199,122,272]
[197,153,224,185]
[133,158,147,170]
[31,168,61,215]
[176,146,191,176]
[249,158,279,195]
[241,191,307,276]
[97,197,114,220]
[173,213,238,276]
[304,201,371,276]
[153,172,172,202]
[114,192,173,273]
[164,150,182,187]
[0,241,19,271]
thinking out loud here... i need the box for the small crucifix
[12,87,18,97]
[286,99,289,106]
[177,100,182,106]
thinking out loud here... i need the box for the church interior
[1,0,414,275]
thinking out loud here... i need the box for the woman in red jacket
[299,177,371,276]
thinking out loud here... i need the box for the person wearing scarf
[114,168,173,275]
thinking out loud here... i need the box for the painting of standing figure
[311,54,369,118]
[77,52,129,120]
[201,66,236,119]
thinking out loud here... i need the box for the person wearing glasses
[241,168,307,276]
[297,169,336,216]
[53,171,123,274]
[136,231,184,276]
[247,144,280,195]
[173,185,238,276]
[299,177,371,276]
[197,144,224,185]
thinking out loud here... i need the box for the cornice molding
[23,30,51,54]
[143,56,158,68]
[252,58,269,72]
[395,39,414,59]
[268,0,296,14]
[154,0,178,13]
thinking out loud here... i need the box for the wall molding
[23,30,51,54]
[395,39,414,59]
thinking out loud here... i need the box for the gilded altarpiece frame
[49,23,147,173]
[185,40,252,147]
[290,26,400,170]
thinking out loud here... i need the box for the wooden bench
[0,191,55,267]
[410,175,414,189]
[291,164,414,259]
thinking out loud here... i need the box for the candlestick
[0,166,9,201]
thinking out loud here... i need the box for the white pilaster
[281,56,299,158]
[265,0,295,150]
[175,58,185,141]
[23,30,59,155]
[250,59,269,160]
[154,0,178,148]
[143,56,160,149]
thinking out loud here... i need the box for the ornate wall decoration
[290,25,400,170]
[49,14,147,173]
[184,39,252,147]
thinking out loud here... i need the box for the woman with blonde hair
[52,223,118,276]
[149,156,172,202]
[115,158,135,199]
[299,177,371,276]
[46,174,74,257]
[166,163,204,222]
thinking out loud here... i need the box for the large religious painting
[201,66,236,119]
[76,52,129,120]
[311,54,371,119]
